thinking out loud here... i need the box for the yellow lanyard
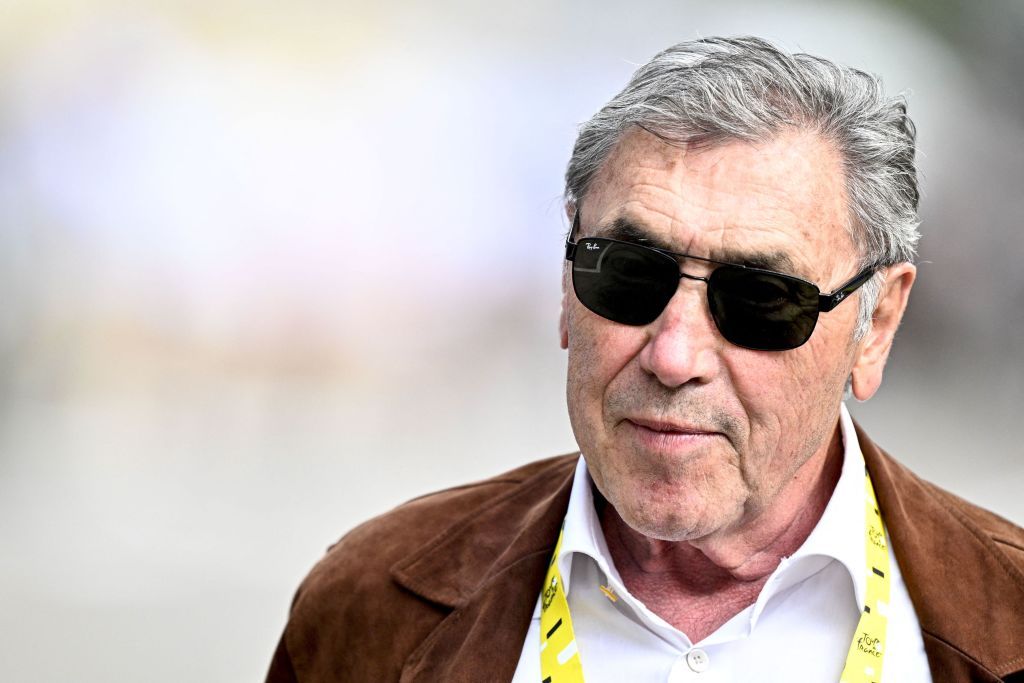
[539,469,890,683]
[839,469,891,683]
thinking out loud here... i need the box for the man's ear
[850,263,916,401]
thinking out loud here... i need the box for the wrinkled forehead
[576,127,857,284]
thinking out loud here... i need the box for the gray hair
[565,36,920,338]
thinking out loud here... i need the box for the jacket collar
[391,455,577,682]
[391,427,1024,681]
[857,423,1024,679]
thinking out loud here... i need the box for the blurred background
[1,0,1022,680]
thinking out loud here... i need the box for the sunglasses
[565,213,876,351]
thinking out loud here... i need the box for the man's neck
[599,428,845,641]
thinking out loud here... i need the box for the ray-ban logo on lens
[586,243,600,250]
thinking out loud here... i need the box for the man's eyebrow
[715,248,797,274]
[594,217,798,274]
[596,217,675,252]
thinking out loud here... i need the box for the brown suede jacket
[266,424,1024,682]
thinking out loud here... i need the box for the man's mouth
[626,417,717,435]
[621,417,725,455]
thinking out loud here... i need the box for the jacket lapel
[391,456,577,682]
[859,424,1024,681]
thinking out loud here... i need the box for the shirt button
[686,648,710,673]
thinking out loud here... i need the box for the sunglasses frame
[564,210,877,348]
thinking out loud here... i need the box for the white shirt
[511,405,932,682]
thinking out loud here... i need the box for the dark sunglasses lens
[708,267,820,350]
[572,239,678,325]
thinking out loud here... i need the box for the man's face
[562,127,865,542]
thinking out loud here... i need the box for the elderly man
[266,37,1024,682]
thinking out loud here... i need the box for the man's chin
[616,502,729,543]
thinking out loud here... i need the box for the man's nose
[636,280,722,388]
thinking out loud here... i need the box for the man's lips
[626,417,719,436]
[623,417,723,452]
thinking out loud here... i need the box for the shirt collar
[751,403,867,621]
[555,452,624,598]
[547,404,867,625]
